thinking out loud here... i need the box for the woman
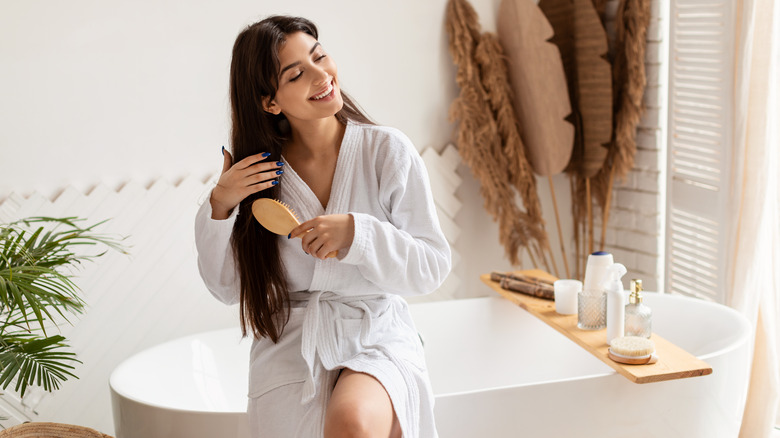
[195,15,451,438]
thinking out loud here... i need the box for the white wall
[1,0,474,197]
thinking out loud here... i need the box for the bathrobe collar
[280,122,359,292]
[281,121,358,218]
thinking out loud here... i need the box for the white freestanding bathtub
[110,293,752,437]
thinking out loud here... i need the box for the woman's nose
[312,66,331,85]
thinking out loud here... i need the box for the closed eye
[289,54,326,82]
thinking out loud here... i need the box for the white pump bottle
[604,263,627,346]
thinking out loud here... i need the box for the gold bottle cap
[630,279,643,304]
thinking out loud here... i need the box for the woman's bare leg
[324,368,402,438]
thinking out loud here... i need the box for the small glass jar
[577,291,606,330]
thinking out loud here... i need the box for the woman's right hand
[210,148,284,220]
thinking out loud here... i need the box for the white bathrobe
[195,122,451,438]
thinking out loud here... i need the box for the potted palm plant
[0,216,126,398]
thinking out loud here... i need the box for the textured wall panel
[413,144,463,302]
[0,177,238,434]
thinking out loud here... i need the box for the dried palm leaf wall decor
[533,0,650,276]
[496,0,575,277]
[566,0,651,260]
[537,0,583,276]
[445,0,649,275]
[496,0,575,177]
[570,0,612,180]
[590,0,609,29]
[445,0,554,270]
[539,0,612,276]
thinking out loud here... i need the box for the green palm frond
[0,333,80,397]
[0,217,127,333]
[0,265,83,332]
[0,216,126,397]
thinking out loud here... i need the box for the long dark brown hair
[229,16,372,343]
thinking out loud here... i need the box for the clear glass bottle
[624,279,652,338]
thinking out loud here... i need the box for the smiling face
[263,31,344,123]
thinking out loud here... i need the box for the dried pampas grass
[610,0,651,182]
[592,0,651,250]
[445,0,552,268]
[474,34,548,246]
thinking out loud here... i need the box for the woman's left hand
[290,214,355,259]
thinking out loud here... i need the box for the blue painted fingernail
[276,170,284,175]
[276,161,285,166]
[272,181,279,185]
[221,146,225,156]
[262,152,271,158]
[287,233,291,239]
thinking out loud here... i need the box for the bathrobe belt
[288,290,422,427]
[290,290,378,404]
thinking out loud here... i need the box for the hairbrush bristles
[277,200,300,220]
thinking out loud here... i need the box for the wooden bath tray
[481,270,712,384]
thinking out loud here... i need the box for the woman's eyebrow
[280,42,322,76]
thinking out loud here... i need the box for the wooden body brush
[251,198,337,259]
[608,336,659,365]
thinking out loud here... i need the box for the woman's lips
[310,81,335,101]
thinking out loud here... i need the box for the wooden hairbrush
[251,198,337,258]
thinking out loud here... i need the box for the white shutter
[665,0,735,302]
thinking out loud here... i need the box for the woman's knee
[325,398,384,437]
[324,370,394,438]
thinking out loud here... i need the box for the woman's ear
[263,96,281,115]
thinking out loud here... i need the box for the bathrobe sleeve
[194,194,241,305]
[339,134,452,297]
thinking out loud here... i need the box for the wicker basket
[0,422,113,438]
